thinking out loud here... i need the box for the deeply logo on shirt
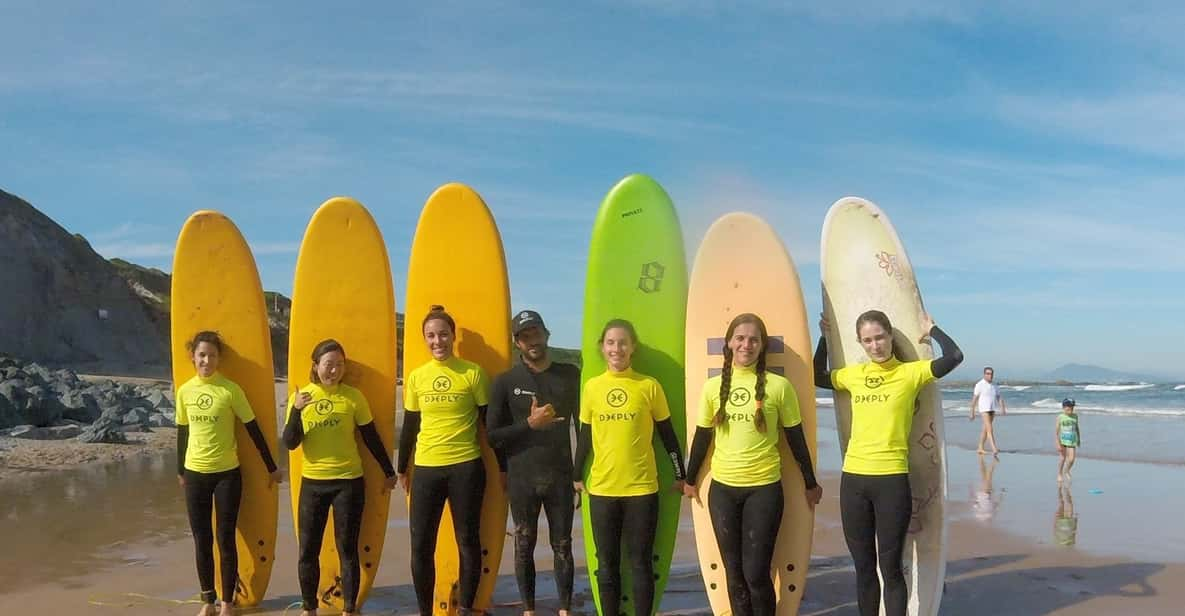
[306,417,342,430]
[598,412,638,422]
[606,388,628,408]
[195,394,214,410]
[727,412,755,422]
[432,376,452,392]
[729,387,752,406]
[864,375,885,389]
[189,414,219,423]
[853,394,891,404]
[314,398,335,415]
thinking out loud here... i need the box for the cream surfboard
[820,197,947,616]
[685,212,818,615]
[287,197,397,611]
[403,183,510,615]
[170,210,279,606]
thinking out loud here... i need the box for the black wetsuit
[487,360,581,611]
[178,420,276,605]
[814,325,963,616]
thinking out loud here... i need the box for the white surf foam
[1001,385,1031,391]
[1174,385,1185,391]
[944,403,1185,418]
[1082,383,1155,392]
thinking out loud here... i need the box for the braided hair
[713,313,770,433]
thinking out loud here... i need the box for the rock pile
[0,354,174,444]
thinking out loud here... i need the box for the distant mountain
[1042,363,1162,384]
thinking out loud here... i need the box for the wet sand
[0,385,1182,614]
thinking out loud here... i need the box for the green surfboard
[581,174,687,616]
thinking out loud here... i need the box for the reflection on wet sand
[0,451,188,593]
[971,453,1004,522]
[1055,482,1078,547]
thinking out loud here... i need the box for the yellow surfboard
[170,210,279,607]
[685,212,818,615]
[403,183,510,615]
[821,197,947,616]
[287,197,397,611]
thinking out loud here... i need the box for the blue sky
[2,1,1184,380]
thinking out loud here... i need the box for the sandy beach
[0,382,1182,614]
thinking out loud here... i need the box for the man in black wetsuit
[487,310,580,616]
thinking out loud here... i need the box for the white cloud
[92,241,174,260]
[996,90,1185,158]
[89,221,167,243]
[618,0,982,24]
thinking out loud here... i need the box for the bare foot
[1057,473,1063,482]
[559,611,572,616]
[524,611,536,616]
[300,610,316,616]
[197,604,216,616]
[977,449,985,455]
[219,601,235,616]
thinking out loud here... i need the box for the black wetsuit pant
[508,472,575,610]
[588,492,659,616]
[708,479,784,616]
[184,467,242,605]
[840,472,912,616]
[410,458,486,615]
[297,477,366,612]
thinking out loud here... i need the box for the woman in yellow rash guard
[682,313,822,616]
[396,305,494,616]
[282,339,397,616]
[572,319,687,616]
[814,310,963,616]
[176,331,283,616]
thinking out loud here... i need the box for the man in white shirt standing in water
[970,366,1006,455]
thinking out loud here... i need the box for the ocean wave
[1081,383,1156,392]
[816,397,834,407]
[1001,385,1031,391]
[944,405,1185,418]
[1174,385,1185,391]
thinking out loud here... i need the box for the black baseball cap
[1062,398,1076,408]
[512,310,547,337]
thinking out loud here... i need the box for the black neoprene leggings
[184,467,242,604]
[508,473,575,610]
[297,477,366,612]
[708,479,784,616]
[840,472,912,616]
[410,457,486,615]
[588,492,659,616]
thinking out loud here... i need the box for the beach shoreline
[1,379,1182,613]
[1,457,1181,615]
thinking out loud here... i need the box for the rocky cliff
[0,190,167,374]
